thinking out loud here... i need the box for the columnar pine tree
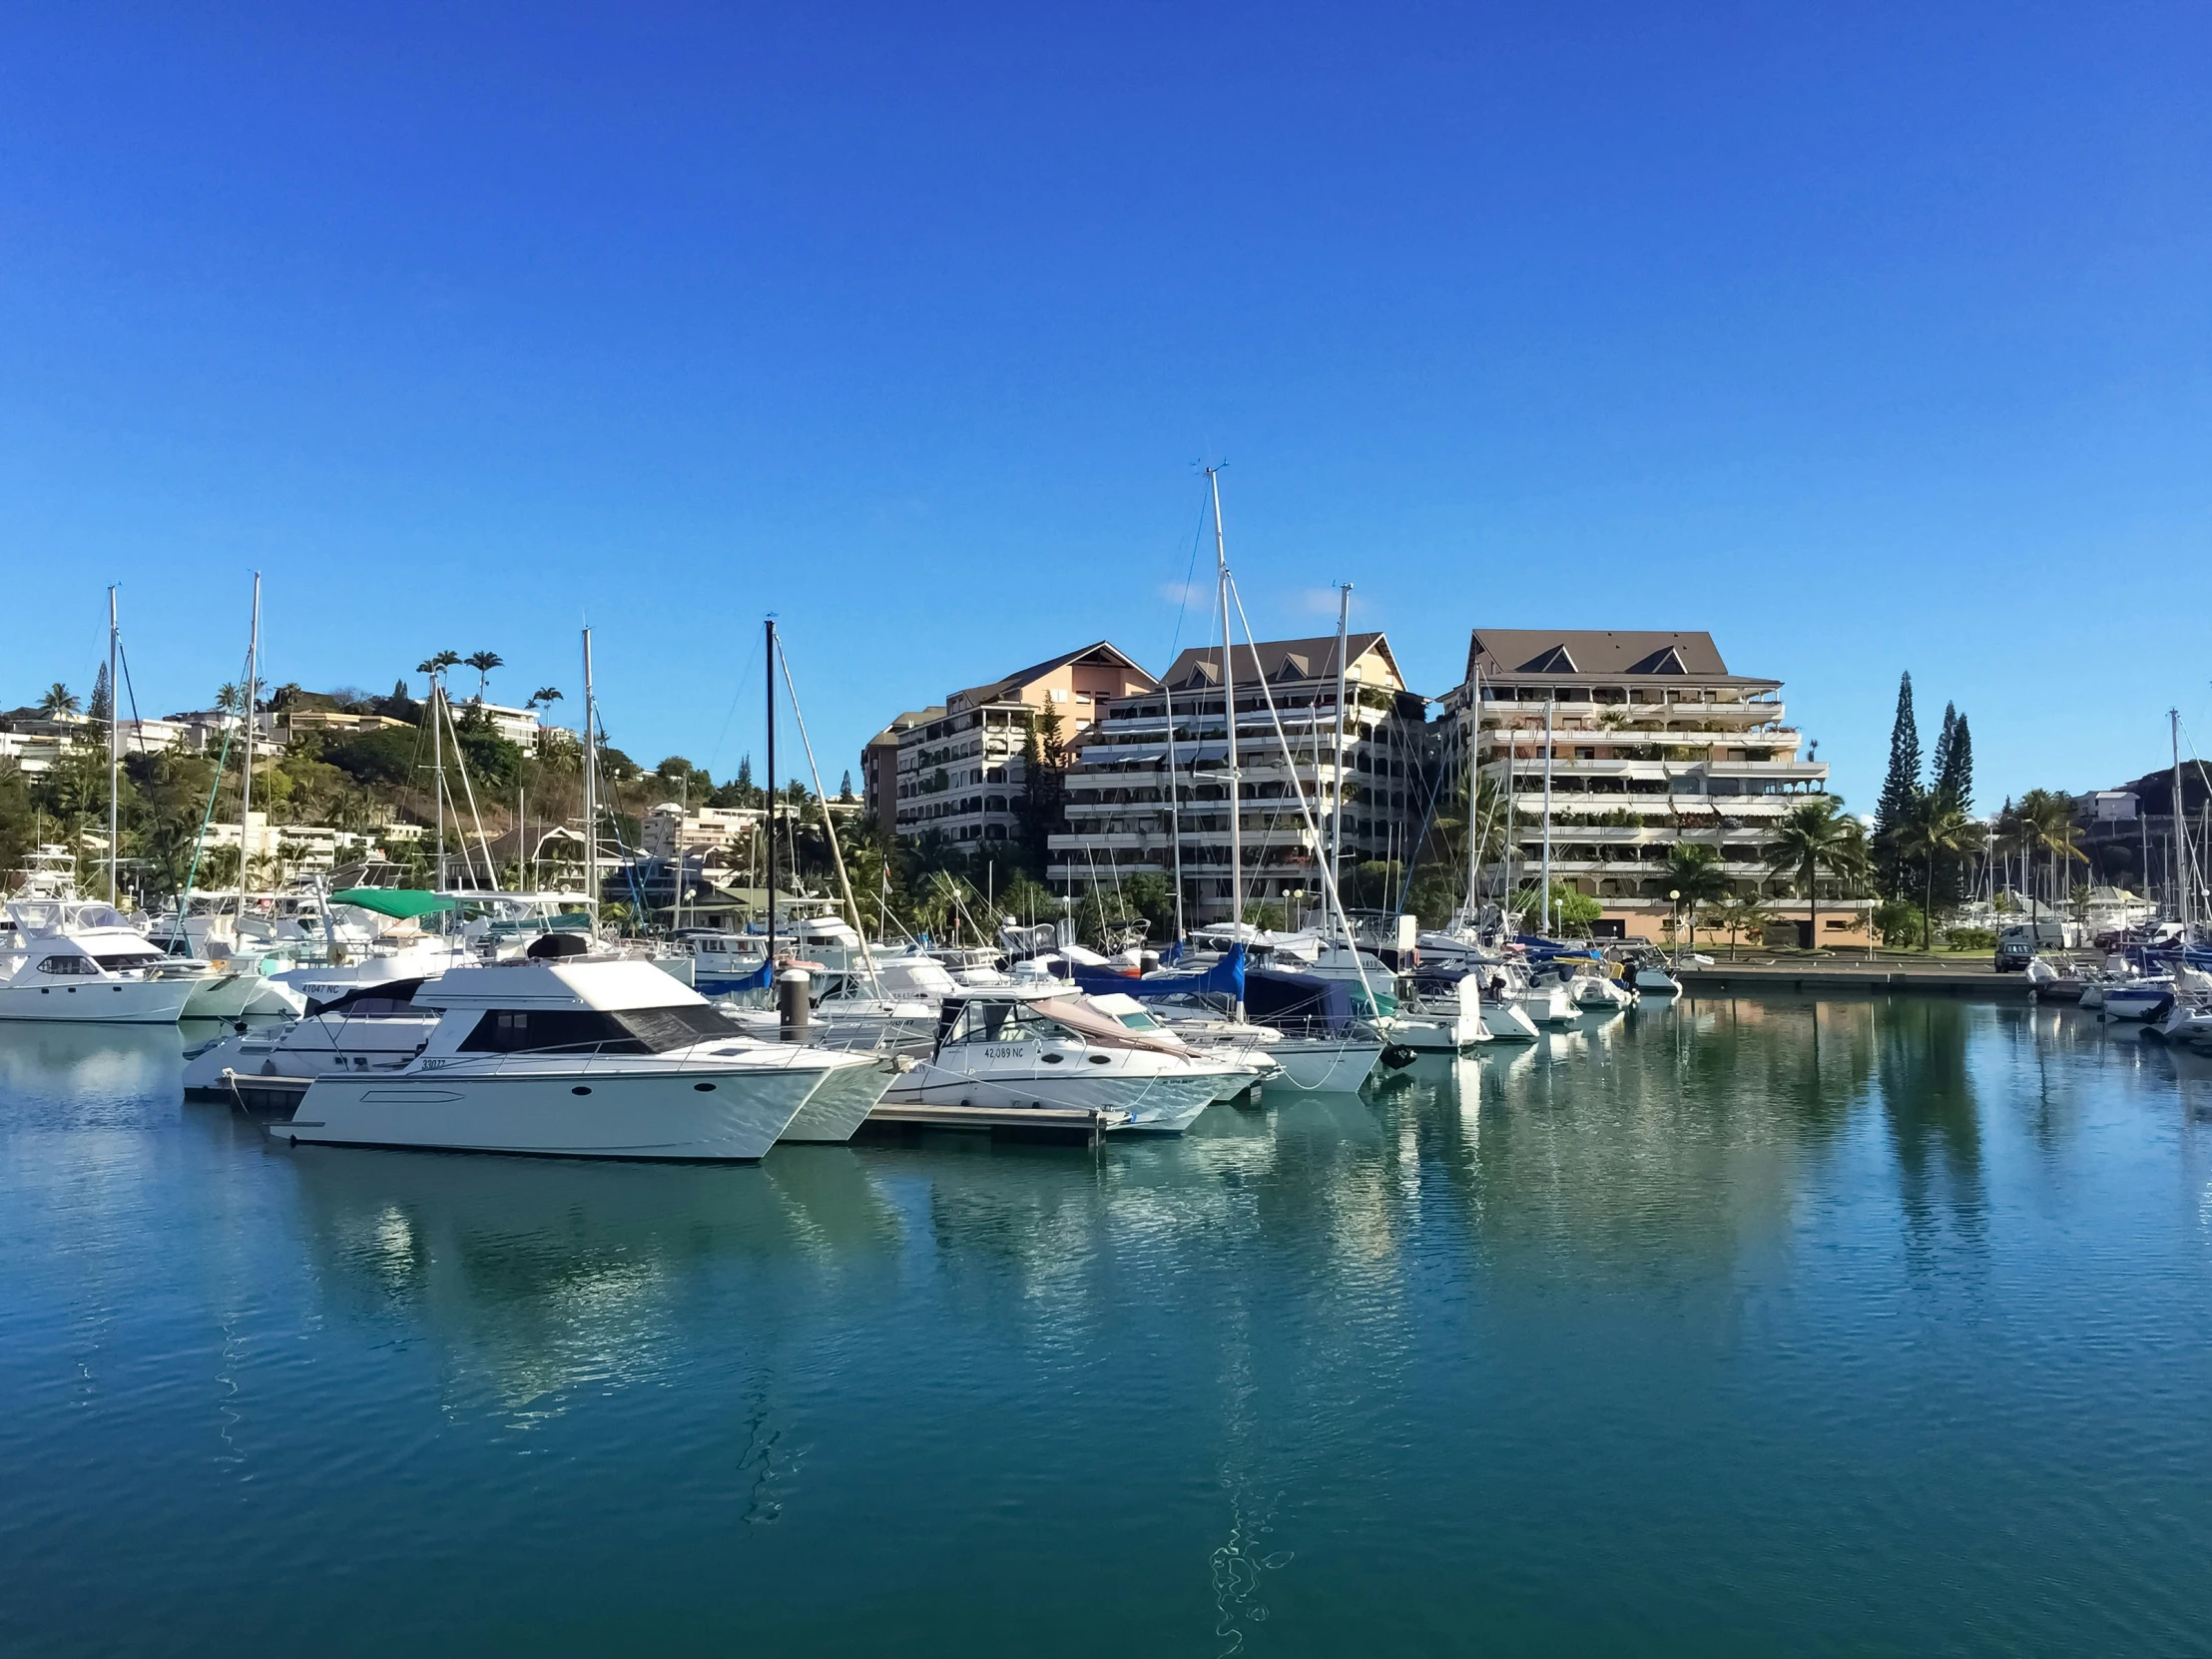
[88,662,113,724]
[1874,672,1923,898]
[1927,703,1975,912]
[1936,713,1972,815]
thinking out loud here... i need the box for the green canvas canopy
[328,887,457,919]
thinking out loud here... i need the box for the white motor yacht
[184,977,441,1108]
[0,896,199,1023]
[881,985,1245,1133]
[263,954,883,1160]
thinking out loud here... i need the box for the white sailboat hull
[1261,1037,1384,1090]
[1481,1003,1541,1042]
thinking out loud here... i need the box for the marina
[4,990,2211,1654]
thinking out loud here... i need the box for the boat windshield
[458,1003,737,1056]
[93,951,167,972]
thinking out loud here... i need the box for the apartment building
[880,644,1159,845]
[1439,629,1863,942]
[1047,633,1429,925]
[863,707,939,826]
[642,803,764,863]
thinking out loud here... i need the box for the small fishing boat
[2102,976,2175,1022]
[880,984,1246,1133]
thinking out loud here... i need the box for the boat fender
[1381,1043,1417,1070]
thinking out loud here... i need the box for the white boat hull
[882,1061,1225,1125]
[2104,985,2173,1021]
[1516,985,1578,1025]
[1481,1003,1542,1042]
[0,976,196,1023]
[182,970,307,1019]
[1634,968,1683,995]
[1386,1011,1485,1052]
[1261,1037,1384,1091]
[274,1061,820,1161]
[777,1056,892,1143]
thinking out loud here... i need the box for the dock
[857,1102,1130,1146]
[1675,959,2031,998]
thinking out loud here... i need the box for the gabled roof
[1464,629,1774,687]
[1161,633,1406,697]
[866,707,942,748]
[945,642,1159,714]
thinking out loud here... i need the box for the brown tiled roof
[1160,632,1403,695]
[1464,629,1775,686]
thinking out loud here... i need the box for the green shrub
[1944,927,1996,951]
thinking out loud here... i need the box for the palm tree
[1897,800,1982,951]
[2018,788,2085,915]
[1763,796,1870,952]
[1663,843,1730,945]
[464,651,503,703]
[214,682,242,715]
[1712,887,1772,959]
[38,683,80,719]
[415,651,461,696]
[528,686,562,712]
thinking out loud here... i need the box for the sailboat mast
[766,616,778,965]
[581,627,599,929]
[1540,695,1554,935]
[430,675,445,891]
[1209,467,1239,931]
[107,585,119,904]
[1331,582,1351,906]
[241,573,260,903]
[1164,666,1185,942]
[1464,663,1481,915]
[2173,709,2189,935]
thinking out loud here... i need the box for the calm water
[4,997,2211,1656]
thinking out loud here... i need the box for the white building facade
[1440,629,1862,942]
[1047,633,1429,925]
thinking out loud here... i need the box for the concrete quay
[1675,957,2030,998]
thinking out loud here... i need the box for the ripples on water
[2,998,2210,1656]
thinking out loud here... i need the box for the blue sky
[5,1,2208,811]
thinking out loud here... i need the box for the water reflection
[0,1021,184,1107]
[284,1147,902,1417]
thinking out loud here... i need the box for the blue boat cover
[1242,966,1356,1036]
[1070,941,1245,1001]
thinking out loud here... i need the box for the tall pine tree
[88,662,113,724]
[1875,672,1923,897]
[1936,711,1972,815]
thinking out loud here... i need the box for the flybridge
[411,958,711,1012]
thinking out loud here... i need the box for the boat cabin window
[942,1002,1061,1046]
[94,952,166,973]
[458,1003,735,1055]
[38,955,100,976]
